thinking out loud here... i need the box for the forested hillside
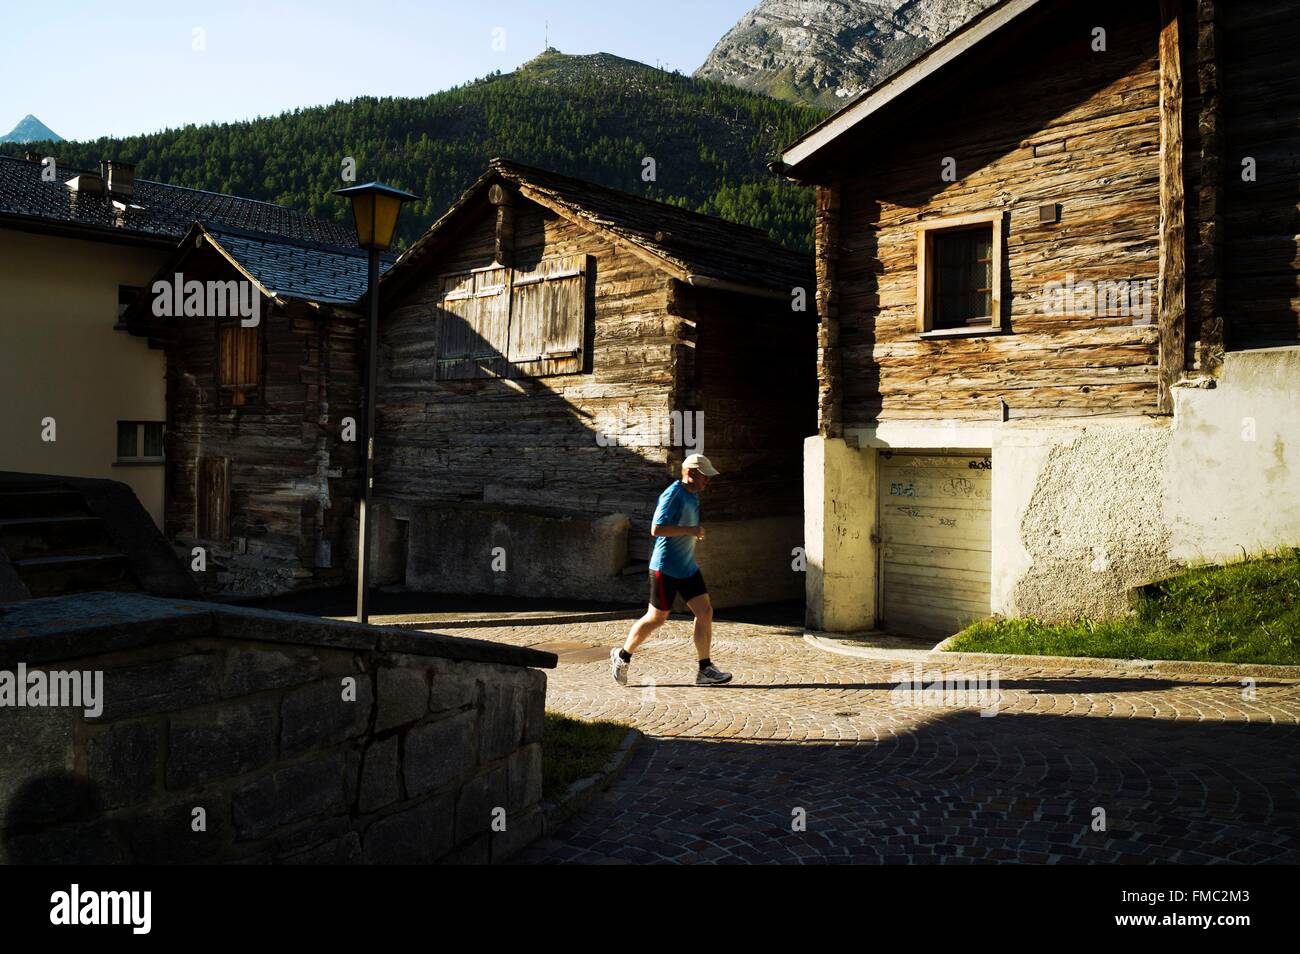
[3,51,824,251]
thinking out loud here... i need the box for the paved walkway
[462,617,1300,864]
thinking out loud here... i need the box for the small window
[218,322,260,406]
[917,213,1004,335]
[116,421,164,463]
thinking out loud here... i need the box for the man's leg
[685,592,714,660]
[624,604,669,654]
[687,591,731,685]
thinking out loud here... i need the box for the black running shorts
[648,569,708,611]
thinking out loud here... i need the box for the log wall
[1220,0,1300,349]
[822,0,1166,425]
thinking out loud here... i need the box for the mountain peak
[695,0,998,109]
[1,114,63,143]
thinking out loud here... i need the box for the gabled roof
[780,0,1045,176]
[122,222,395,331]
[382,158,812,300]
[0,154,356,247]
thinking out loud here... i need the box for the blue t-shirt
[649,480,701,578]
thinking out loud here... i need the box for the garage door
[878,452,992,637]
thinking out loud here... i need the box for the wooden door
[878,452,992,636]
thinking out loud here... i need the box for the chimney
[66,172,105,195]
[101,159,135,199]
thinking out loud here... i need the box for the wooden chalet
[368,159,816,607]
[780,0,1300,634]
[124,222,383,595]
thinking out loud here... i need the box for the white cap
[683,453,719,477]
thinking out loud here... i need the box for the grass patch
[944,551,1300,665]
[542,712,630,802]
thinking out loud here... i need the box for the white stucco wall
[0,229,167,526]
[808,346,1300,631]
[1166,347,1300,565]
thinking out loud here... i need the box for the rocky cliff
[695,0,998,109]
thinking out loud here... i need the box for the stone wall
[0,592,555,864]
[375,500,803,610]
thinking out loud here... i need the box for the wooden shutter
[436,273,477,379]
[218,323,260,406]
[196,457,230,541]
[507,254,587,376]
[436,267,511,379]
[474,266,511,373]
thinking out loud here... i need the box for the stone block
[478,683,523,763]
[362,793,454,864]
[221,646,320,696]
[375,666,429,732]
[403,712,475,797]
[128,799,225,864]
[167,700,276,789]
[280,676,372,757]
[97,653,220,722]
[507,742,543,811]
[359,735,400,813]
[232,752,348,840]
[455,764,509,847]
[0,705,78,829]
[521,680,545,746]
[87,719,161,809]
[429,664,478,714]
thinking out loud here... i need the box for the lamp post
[335,181,417,624]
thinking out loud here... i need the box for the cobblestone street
[462,616,1300,864]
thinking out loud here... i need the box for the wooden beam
[489,182,515,267]
[815,180,843,438]
[1194,0,1224,374]
[1158,0,1187,413]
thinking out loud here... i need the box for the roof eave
[779,0,1045,176]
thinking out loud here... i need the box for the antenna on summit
[545,20,549,50]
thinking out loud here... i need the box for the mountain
[695,0,998,109]
[1,114,63,143]
[0,51,824,252]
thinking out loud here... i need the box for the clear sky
[6,0,758,142]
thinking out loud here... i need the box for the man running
[611,453,732,687]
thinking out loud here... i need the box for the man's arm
[652,523,705,540]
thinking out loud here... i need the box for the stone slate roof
[0,154,356,247]
[199,224,395,304]
[384,158,813,298]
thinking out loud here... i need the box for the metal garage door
[878,452,992,637]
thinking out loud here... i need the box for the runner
[611,453,732,687]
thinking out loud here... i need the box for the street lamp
[335,181,417,624]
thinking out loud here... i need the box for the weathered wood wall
[820,0,1165,425]
[377,197,680,552]
[1220,0,1300,349]
[376,195,814,567]
[160,245,361,594]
